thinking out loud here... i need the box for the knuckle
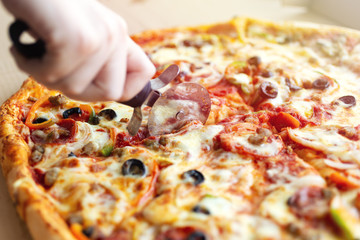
[144,62,156,77]
[45,28,64,49]
[103,88,122,101]
[104,17,128,47]
[117,17,128,35]
[63,82,85,96]
[41,72,59,84]
[76,30,100,56]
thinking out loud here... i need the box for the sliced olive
[82,226,95,238]
[192,205,210,215]
[247,56,261,67]
[89,115,100,125]
[338,95,356,108]
[182,170,205,186]
[98,109,117,120]
[63,107,81,119]
[260,81,278,99]
[312,77,330,90]
[32,117,48,124]
[187,231,207,240]
[121,159,146,177]
[68,152,76,157]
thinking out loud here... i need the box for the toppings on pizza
[181,169,205,186]
[287,186,331,220]
[121,158,147,177]
[337,95,356,108]
[98,109,117,121]
[4,17,360,240]
[48,94,67,106]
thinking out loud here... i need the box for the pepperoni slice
[148,83,211,136]
[30,119,77,144]
[287,186,330,220]
[55,119,78,144]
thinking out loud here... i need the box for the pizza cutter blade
[147,83,212,136]
[124,64,180,135]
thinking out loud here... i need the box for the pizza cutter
[124,64,180,136]
[147,82,212,136]
[124,66,212,136]
[9,19,212,136]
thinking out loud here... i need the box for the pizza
[1,17,360,240]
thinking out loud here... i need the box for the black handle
[120,81,152,108]
[9,19,46,59]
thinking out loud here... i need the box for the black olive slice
[89,115,100,125]
[187,231,207,240]
[192,205,210,215]
[182,170,205,186]
[82,226,95,238]
[63,107,81,119]
[32,117,48,124]
[121,159,146,177]
[312,77,330,90]
[98,109,117,120]
[338,95,356,108]
[260,81,278,99]
[247,56,261,67]
[68,152,76,157]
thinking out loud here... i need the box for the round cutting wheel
[148,83,211,136]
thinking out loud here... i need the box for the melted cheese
[167,124,224,161]
[21,20,360,240]
[227,133,283,156]
[289,127,360,164]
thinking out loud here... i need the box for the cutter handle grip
[120,81,152,108]
[9,19,46,59]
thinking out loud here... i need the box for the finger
[119,38,156,101]
[60,35,128,102]
[48,26,125,98]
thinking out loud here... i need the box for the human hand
[2,0,155,102]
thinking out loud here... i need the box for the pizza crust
[0,79,76,240]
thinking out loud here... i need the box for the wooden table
[0,0,342,239]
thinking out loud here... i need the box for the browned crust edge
[0,78,76,240]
